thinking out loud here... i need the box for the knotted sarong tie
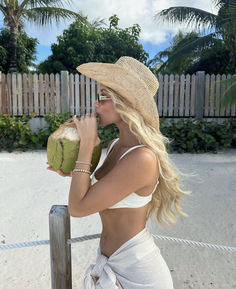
[84,250,121,288]
[83,227,173,289]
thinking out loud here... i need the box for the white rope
[0,240,49,250]
[1,233,236,253]
[152,235,236,253]
[68,234,101,244]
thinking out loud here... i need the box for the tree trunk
[9,25,18,73]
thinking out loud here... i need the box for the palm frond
[0,3,6,15]
[154,6,217,31]
[146,46,172,68]
[213,75,236,108]
[90,17,107,27]
[212,0,222,9]
[2,0,19,9]
[212,0,229,9]
[218,2,236,24]
[22,6,85,26]
[0,0,8,10]
[220,78,236,107]
[158,50,171,59]
[147,55,164,67]
[156,33,219,72]
[21,0,73,9]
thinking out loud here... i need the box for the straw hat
[76,56,160,131]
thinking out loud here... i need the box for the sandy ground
[0,148,235,289]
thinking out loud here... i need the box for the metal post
[49,205,72,289]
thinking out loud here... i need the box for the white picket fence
[0,71,235,118]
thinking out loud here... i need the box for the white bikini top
[91,138,159,209]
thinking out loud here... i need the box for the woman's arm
[68,138,117,215]
[69,147,158,217]
[68,142,94,213]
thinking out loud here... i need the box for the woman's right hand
[46,162,72,177]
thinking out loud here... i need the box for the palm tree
[154,0,236,107]
[0,0,85,72]
[148,30,201,74]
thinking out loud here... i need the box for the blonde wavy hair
[104,87,193,228]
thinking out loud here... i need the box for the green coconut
[47,118,102,174]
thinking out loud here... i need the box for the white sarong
[84,227,174,289]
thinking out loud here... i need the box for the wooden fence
[0,71,235,118]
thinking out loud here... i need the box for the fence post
[61,71,69,114]
[49,205,72,289]
[195,71,205,119]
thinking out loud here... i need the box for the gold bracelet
[73,168,91,175]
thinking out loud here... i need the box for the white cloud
[24,0,219,46]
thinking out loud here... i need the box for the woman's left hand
[46,163,73,177]
[72,112,98,148]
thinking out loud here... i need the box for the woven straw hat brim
[76,61,160,131]
[76,62,153,108]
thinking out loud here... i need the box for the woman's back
[93,138,159,258]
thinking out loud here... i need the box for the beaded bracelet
[75,160,92,167]
[73,168,91,175]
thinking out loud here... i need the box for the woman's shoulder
[122,146,159,175]
[126,146,157,162]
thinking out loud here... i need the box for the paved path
[0,148,235,289]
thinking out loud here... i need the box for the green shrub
[0,112,71,152]
[0,113,235,153]
[98,123,119,147]
[0,113,35,152]
[161,117,236,153]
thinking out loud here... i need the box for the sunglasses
[96,94,112,104]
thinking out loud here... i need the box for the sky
[0,0,218,65]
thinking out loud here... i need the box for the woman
[47,56,191,288]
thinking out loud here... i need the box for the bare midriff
[94,143,158,258]
[99,206,149,258]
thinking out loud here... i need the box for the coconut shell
[47,118,102,174]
